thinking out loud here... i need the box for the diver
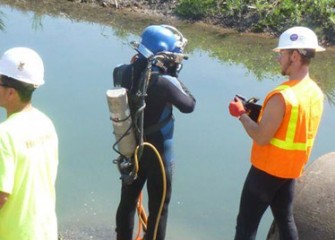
[112,25,196,240]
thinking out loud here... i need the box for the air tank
[106,88,137,158]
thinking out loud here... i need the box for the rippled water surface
[0,2,335,239]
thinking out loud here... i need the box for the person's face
[277,49,294,76]
[0,80,8,107]
[0,77,14,107]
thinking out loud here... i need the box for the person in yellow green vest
[229,26,325,240]
[0,47,59,240]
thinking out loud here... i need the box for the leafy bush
[175,0,217,20]
[176,0,335,44]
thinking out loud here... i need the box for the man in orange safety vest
[229,26,325,240]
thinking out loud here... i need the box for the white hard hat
[0,47,45,87]
[273,26,325,52]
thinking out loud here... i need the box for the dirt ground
[69,0,273,35]
[72,0,180,16]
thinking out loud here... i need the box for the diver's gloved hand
[229,97,247,118]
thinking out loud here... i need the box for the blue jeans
[234,166,298,240]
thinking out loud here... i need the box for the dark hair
[296,49,315,65]
[1,75,35,102]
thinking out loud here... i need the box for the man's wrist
[238,112,247,120]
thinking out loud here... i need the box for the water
[0,3,335,239]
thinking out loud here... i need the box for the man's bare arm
[239,94,285,145]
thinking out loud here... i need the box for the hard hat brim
[273,45,326,52]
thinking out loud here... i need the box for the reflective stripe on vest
[269,84,314,151]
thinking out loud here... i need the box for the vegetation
[175,0,335,44]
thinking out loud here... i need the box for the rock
[267,152,335,240]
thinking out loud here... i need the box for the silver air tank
[106,87,137,158]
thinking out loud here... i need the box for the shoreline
[72,0,275,38]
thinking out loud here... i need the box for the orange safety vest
[251,78,324,178]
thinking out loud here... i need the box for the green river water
[0,1,335,239]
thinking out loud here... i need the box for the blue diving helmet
[136,25,188,58]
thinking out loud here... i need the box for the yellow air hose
[134,142,167,240]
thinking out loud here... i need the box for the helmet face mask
[0,47,45,88]
[273,26,325,53]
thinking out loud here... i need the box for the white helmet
[0,47,45,87]
[273,26,325,52]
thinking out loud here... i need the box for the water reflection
[32,14,43,31]
[1,0,334,105]
[0,10,4,30]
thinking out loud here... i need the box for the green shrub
[176,0,217,20]
[175,0,335,44]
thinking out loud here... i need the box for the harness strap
[144,114,173,136]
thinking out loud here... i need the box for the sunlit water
[0,4,334,240]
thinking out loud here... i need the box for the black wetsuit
[114,58,196,240]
